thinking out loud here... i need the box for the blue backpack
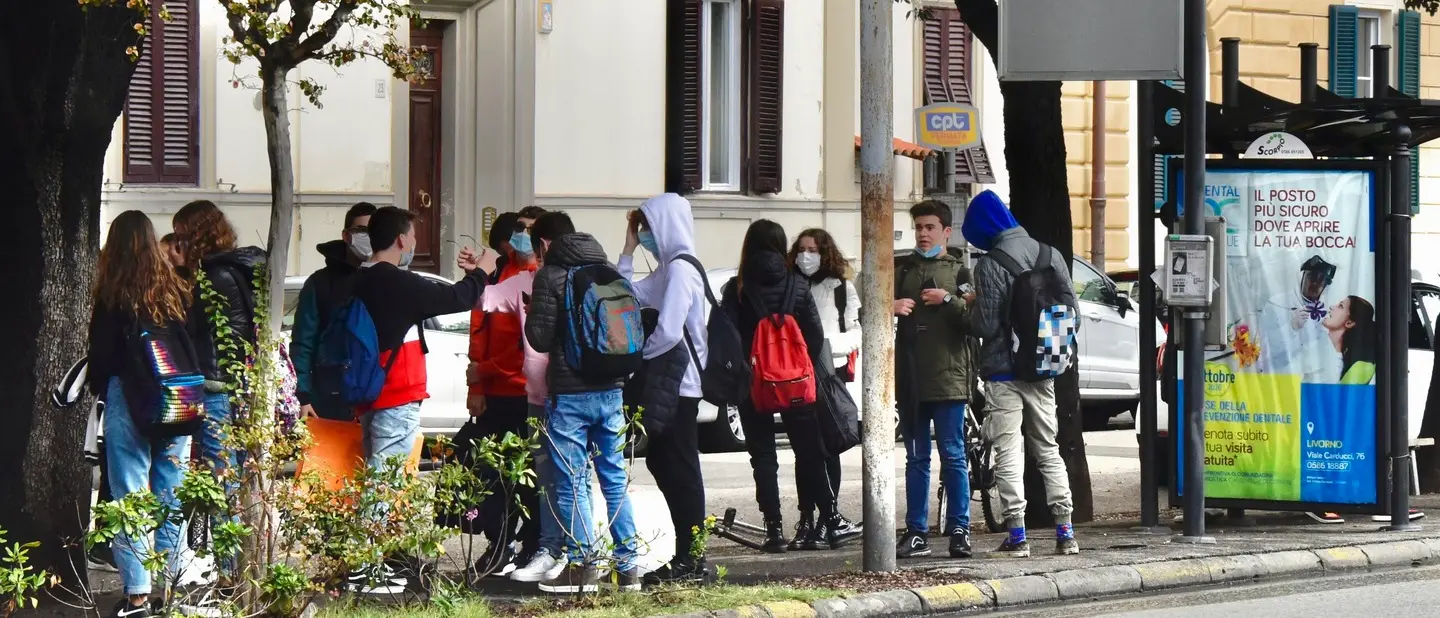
[563,264,645,380]
[315,297,399,407]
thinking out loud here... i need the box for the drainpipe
[1090,81,1107,267]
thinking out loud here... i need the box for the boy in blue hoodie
[960,190,1080,558]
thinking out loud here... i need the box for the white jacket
[618,193,708,399]
[809,277,861,368]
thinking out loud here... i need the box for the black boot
[825,514,862,549]
[762,519,788,553]
[789,513,815,551]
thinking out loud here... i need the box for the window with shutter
[123,0,199,185]
[922,9,995,186]
[1399,9,1422,215]
[666,0,784,196]
[1328,5,1360,99]
[746,0,784,195]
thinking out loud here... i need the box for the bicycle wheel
[965,410,1003,532]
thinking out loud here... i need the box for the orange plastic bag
[296,417,424,492]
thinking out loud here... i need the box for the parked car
[1139,278,1438,481]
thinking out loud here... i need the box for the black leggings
[797,454,841,516]
[739,405,835,522]
[645,397,706,560]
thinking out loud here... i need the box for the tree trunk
[954,0,1094,524]
[262,66,295,337]
[0,2,139,588]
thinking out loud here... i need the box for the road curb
[649,538,1440,617]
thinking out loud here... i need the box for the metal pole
[1389,123,1419,531]
[1177,0,1213,544]
[1091,81,1108,267]
[1221,38,1240,112]
[1373,45,1391,97]
[1136,80,1160,530]
[858,0,897,572]
[1299,43,1318,104]
[943,152,957,194]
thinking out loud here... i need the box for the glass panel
[1071,259,1110,304]
[431,311,471,335]
[707,1,734,186]
[1420,291,1440,349]
[282,289,301,331]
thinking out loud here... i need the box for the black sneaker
[824,514,862,549]
[948,528,973,558]
[789,517,814,551]
[641,558,715,588]
[538,564,599,594]
[346,565,408,595]
[762,520,788,553]
[992,537,1031,558]
[475,543,517,578]
[895,529,931,559]
[110,599,152,618]
[1056,536,1079,555]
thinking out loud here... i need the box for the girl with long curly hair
[785,228,861,549]
[87,211,194,616]
[171,200,265,576]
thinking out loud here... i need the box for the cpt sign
[914,102,981,152]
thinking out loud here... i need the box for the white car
[281,272,472,437]
[1140,278,1438,477]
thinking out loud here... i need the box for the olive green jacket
[894,250,979,405]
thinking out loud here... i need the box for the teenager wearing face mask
[291,202,377,420]
[464,207,542,576]
[785,228,862,550]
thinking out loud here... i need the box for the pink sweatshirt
[481,270,548,405]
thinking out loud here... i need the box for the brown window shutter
[666,0,705,194]
[746,0,784,195]
[922,9,995,186]
[125,0,198,185]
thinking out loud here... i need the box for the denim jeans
[360,402,422,470]
[105,378,190,596]
[902,400,970,534]
[530,403,563,555]
[198,391,239,574]
[545,389,638,568]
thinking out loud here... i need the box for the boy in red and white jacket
[351,207,490,467]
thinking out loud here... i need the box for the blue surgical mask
[917,245,943,259]
[638,230,659,255]
[399,248,415,270]
[510,230,534,256]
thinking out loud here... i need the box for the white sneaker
[510,549,564,583]
[345,565,407,595]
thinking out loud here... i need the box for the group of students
[84,186,1083,614]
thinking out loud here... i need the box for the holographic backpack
[123,318,206,437]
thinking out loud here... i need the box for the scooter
[711,507,865,552]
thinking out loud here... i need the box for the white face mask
[348,232,373,261]
[795,252,821,277]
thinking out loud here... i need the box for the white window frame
[701,0,743,192]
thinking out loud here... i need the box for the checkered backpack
[987,244,1077,381]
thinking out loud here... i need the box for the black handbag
[815,341,861,456]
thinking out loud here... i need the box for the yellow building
[1059,0,1440,274]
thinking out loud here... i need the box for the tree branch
[216,0,274,64]
[277,0,319,51]
[952,0,998,62]
[293,0,360,63]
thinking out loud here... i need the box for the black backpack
[986,243,1078,382]
[124,317,207,437]
[672,255,751,406]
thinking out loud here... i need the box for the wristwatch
[943,292,954,304]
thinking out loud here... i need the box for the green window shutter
[1400,9,1422,214]
[1329,4,1360,98]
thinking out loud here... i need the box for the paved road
[628,428,1145,536]
[972,564,1440,617]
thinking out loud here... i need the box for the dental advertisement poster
[1174,167,1379,506]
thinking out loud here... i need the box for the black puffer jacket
[720,250,827,371]
[188,246,266,385]
[525,233,627,395]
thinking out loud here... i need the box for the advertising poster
[1174,167,1379,507]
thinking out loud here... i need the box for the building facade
[102,0,994,279]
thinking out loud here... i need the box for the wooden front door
[407,23,446,273]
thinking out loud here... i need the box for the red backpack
[745,277,816,414]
